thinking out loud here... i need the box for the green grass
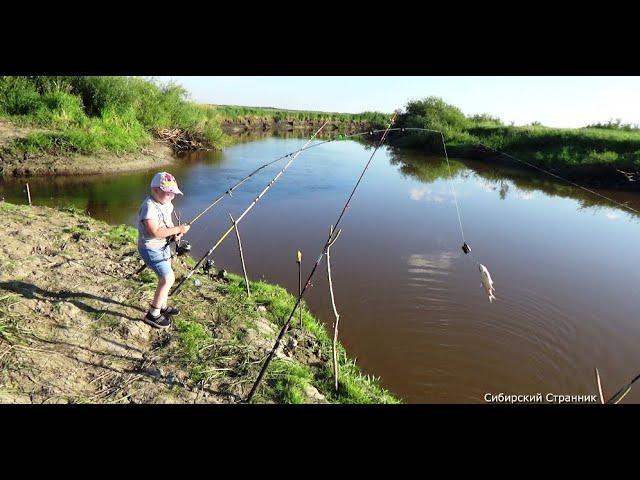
[62,222,96,241]
[91,311,121,332]
[0,292,24,345]
[57,205,85,216]
[394,96,640,169]
[466,124,640,168]
[4,79,637,170]
[1,201,400,403]
[267,359,314,404]
[0,76,229,156]
[165,268,399,403]
[217,273,399,404]
[174,318,215,383]
[208,104,389,126]
[0,77,386,158]
[138,269,156,284]
[105,224,138,246]
[0,201,19,213]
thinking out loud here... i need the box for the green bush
[399,97,469,138]
[394,96,640,168]
[0,77,43,116]
[0,76,230,155]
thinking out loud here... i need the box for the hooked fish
[478,264,496,303]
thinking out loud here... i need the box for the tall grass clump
[0,76,229,156]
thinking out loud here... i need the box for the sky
[157,76,640,128]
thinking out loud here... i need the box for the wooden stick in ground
[594,367,640,404]
[26,183,32,206]
[170,121,329,297]
[297,250,302,332]
[244,113,398,403]
[229,213,250,297]
[326,225,343,391]
[595,367,605,404]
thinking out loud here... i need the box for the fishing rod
[133,126,353,276]
[169,121,330,297]
[182,127,419,227]
[245,111,400,402]
[133,126,444,277]
[477,142,640,216]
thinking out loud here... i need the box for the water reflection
[3,135,640,403]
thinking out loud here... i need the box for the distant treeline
[0,77,387,156]
[208,104,389,125]
[2,77,639,169]
[393,97,640,169]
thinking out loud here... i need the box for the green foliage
[218,273,399,404]
[208,104,389,127]
[105,224,138,246]
[0,77,42,116]
[58,204,85,216]
[400,96,469,138]
[468,113,503,126]
[174,319,211,362]
[0,76,229,155]
[139,269,156,284]
[0,77,387,157]
[174,318,215,383]
[267,359,314,404]
[587,118,640,131]
[395,96,640,169]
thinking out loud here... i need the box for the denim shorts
[138,244,172,278]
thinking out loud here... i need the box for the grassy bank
[0,77,388,160]
[0,76,228,156]
[209,104,389,125]
[393,97,640,170]
[0,200,397,404]
[4,77,639,175]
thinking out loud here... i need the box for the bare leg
[152,271,175,311]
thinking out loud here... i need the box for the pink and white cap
[151,172,183,195]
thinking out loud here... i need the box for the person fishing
[137,172,190,328]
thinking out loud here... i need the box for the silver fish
[479,263,496,303]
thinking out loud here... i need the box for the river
[3,135,640,403]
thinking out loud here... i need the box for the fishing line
[395,128,481,265]
[179,128,410,231]
[477,143,640,216]
[133,127,398,278]
[169,121,330,296]
[391,127,495,303]
[245,111,400,402]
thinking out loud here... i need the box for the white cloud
[409,187,445,203]
[407,251,460,272]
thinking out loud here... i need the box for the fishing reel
[203,258,215,274]
[175,240,191,256]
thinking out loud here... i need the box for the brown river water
[3,135,640,403]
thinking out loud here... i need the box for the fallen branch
[154,128,209,152]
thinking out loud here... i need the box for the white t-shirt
[137,196,174,250]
